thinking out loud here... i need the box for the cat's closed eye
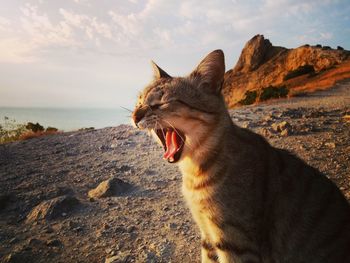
[150,102,172,110]
[149,104,161,110]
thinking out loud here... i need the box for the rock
[241,121,251,129]
[280,129,290,137]
[27,238,44,246]
[223,35,349,107]
[9,237,19,244]
[47,239,63,247]
[4,250,35,263]
[141,251,159,263]
[116,165,132,173]
[343,114,350,122]
[271,121,292,136]
[325,142,336,148]
[26,195,80,222]
[105,255,119,263]
[105,251,131,263]
[271,121,291,132]
[233,34,274,73]
[110,143,118,149]
[168,222,178,230]
[0,193,13,211]
[88,178,133,198]
[43,225,54,233]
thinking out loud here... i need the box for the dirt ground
[0,80,349,263]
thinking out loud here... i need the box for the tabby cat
[132,50,350,263]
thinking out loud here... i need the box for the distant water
[0,107,131,131]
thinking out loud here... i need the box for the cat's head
[132,50,226,164]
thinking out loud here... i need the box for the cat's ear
[192,49,225,93]
[151,61,171,79]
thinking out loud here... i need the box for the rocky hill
[223,34,350,108]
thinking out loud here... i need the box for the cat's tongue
[163,130,179,161]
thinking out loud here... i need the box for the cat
[132,50,350,263]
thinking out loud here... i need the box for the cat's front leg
[201,239,219,262]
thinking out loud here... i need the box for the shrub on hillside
[238,85,289,105]
[238,90,258,105]
[1,118,59,144]
[337,46,344,51]
[259,85,289,101]
[0,117,27,144]
[26,122,44,132]
[46,127,58,132]
[283,65,315,81]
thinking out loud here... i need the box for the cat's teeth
[169,157,174,162]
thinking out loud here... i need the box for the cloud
[0,38,37,63]
[0,16,11,31]
[0,0,346,64]
[0,4,114,63]
[320,32,333,40]
[20,4,75,47]
[59,8,112,40]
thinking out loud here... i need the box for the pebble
[325,142,336,148]
[47,239,63,247]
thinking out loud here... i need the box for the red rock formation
[223,35,350,108]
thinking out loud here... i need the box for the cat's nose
[132,106,147,128]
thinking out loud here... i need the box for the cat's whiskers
[120,106,133,113]
[158,121,167,142]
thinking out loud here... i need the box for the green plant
[0,118,59,144]
[46,127,58,132]
[26,122,44,132]
[0,117,27,144]
[238,90,258,105]
[259,85,289,101]
[283,65,315,81]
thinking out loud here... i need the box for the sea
[0,107,131,131]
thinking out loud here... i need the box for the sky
[0,0,349,109]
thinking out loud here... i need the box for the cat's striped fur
[132,50,350,263]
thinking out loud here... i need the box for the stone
[168,222,178,230]
[233,34,274,73]
[27,238,43,246]
[5,250,35,263]
[0,193,13,211]
[105,251,131,263]
[105,255,119,263]
[88,178,132,198]
[325,142,336,148]
[280,129,290,137]
[271,121,292,135]
[26,195,80,222]
[47,239,63,247]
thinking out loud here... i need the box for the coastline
[0,107,129,132]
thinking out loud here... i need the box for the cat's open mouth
[155,128,185,163]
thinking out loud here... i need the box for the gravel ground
[0,80,349,263]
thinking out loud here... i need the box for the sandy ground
[0,80,349,263]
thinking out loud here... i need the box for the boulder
[88,178,132,199]
[26,195,80,222]
[271,121,291,133]
[233,34,276,73]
